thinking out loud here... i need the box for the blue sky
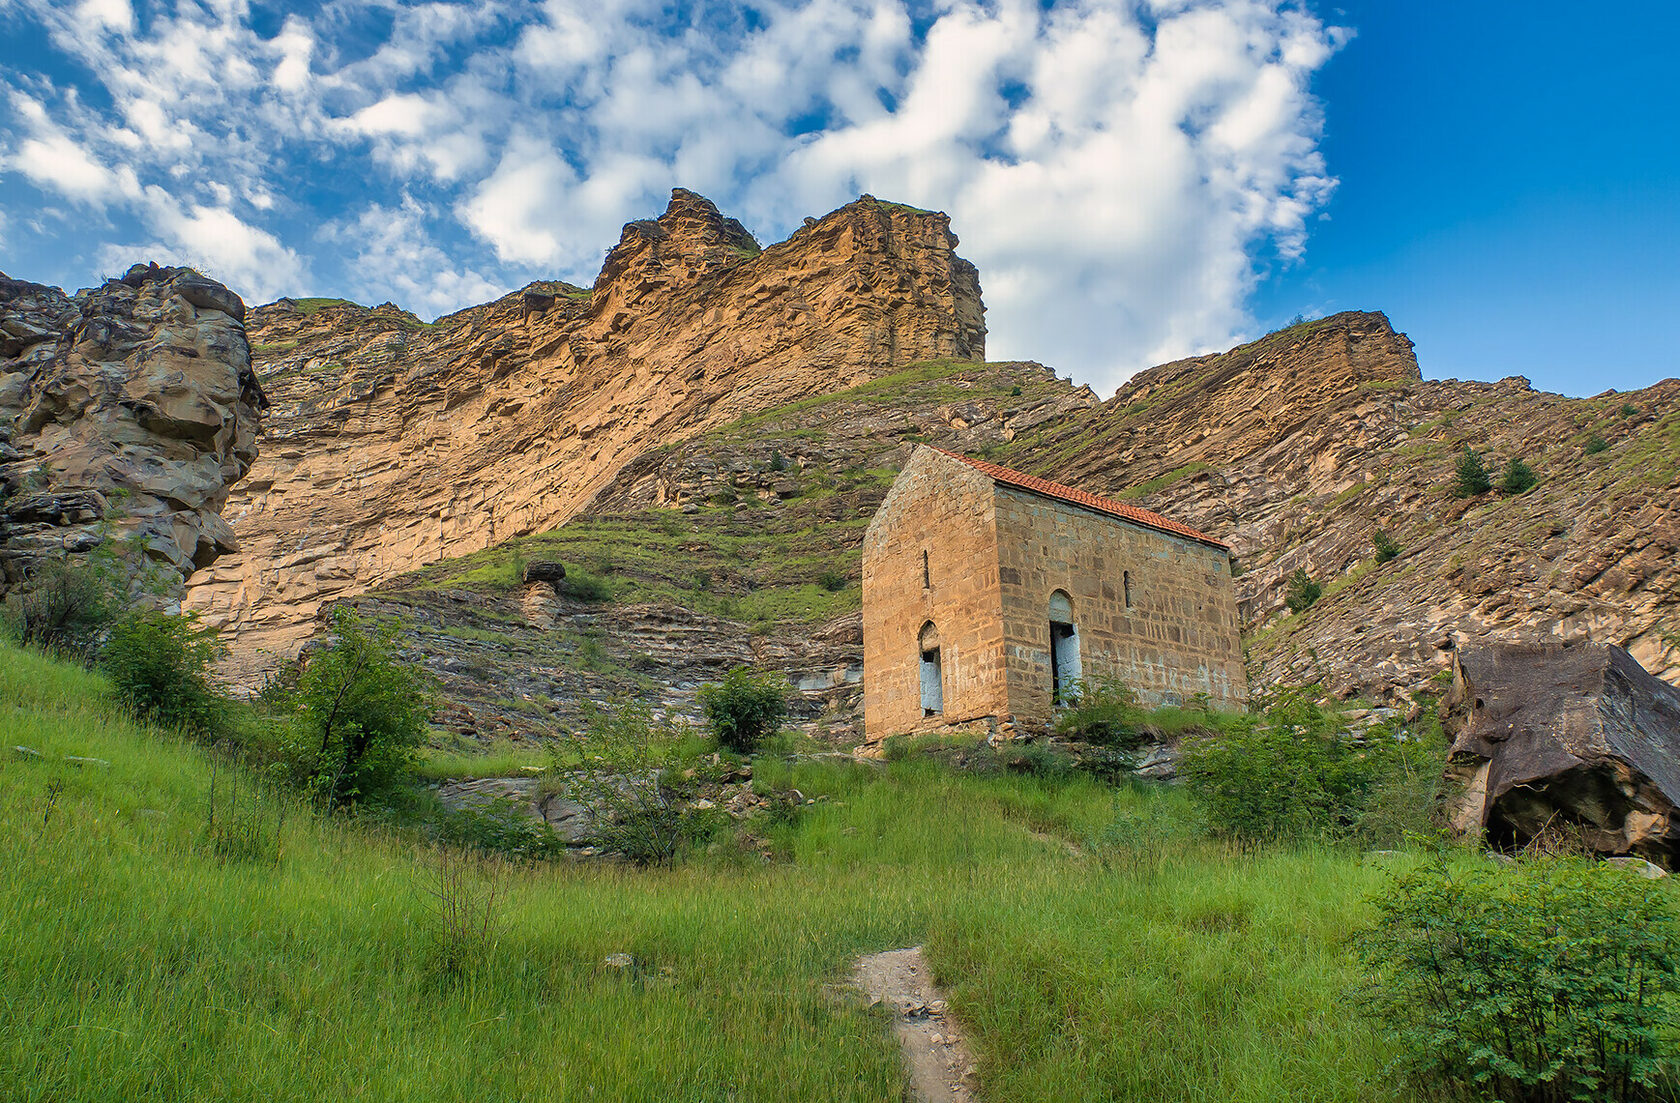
[0,1,1674,397]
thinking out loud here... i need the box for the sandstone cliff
[0,263,264,598]
[186,190,984,677]
[338,311,1677,746]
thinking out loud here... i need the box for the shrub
[768,450,788,472]
[1372,530,1402,564]
[101,609,225,735]
[1010,385,1023,396]
[1284,568,1322,614]
[1179,687,1395,843]
[698,666,788,754]
[1585,434,1610,455]
[560,569,612,602]
[290,609,432,806]
[815,567,848,592]
[2,556,115,658]
[1056,677,1147,753]
[1501,456,1539,495]
[1621,402,1640,417]
[557,701,711,865]
[1360,858,1680,1103]
[435,797,565,862]
[1453,447,1492,497]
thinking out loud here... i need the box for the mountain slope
[184,191,985,680]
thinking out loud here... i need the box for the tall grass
[3,639,1398,1101]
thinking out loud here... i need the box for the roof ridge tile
[929,446,1227,550]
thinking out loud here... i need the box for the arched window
[1048,590,1081,704]
[918,621,943,716]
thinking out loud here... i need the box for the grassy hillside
[1,639,1402,1101]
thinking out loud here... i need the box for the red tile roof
[931,447,1228,551]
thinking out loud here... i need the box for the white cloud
[322,195,503,316]
[0,0,1346,391]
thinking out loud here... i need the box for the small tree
[101,610,225,734]
[1500,456,1539,495]
[1372,530,1402,564]
[557,701,709,865]
[293,609,431,805]
[1284,568,1322,614]
[3,557,115,659]
[1585,434,1610,455]
[1452,447,1492,497]
[698,666,788,754]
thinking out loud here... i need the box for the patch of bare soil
[852,946,978,1103]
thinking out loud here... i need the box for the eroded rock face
[1442,641,1680,865]
[187,190,984,679]
[1024,311,1680,696]
[0,263,265,597]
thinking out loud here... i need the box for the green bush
[1453,447,1492,497]
[101,609,225,735]
[559,569,612,602]
[1360,858,1680,1103]
[1585,434,1610,455]
[557,701,712,865]
[435,798,565,862]
[289,609,432,806]
[1056,678,1147,754]
[698,666,788,754]
[1285,568,1322,614]
[1501,456,1539,495]
[2,557,115,659]
[1373,530,1402,564]
[1179,687,1396,843]
[815,567,848,592]
[1621,403,1641,418]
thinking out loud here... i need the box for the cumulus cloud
[0,0,1346,391]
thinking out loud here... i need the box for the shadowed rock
[1443,640,1680,865]
[0,264,265,597]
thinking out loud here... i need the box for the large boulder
[1443,640,1680,865]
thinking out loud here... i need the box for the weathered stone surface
[0,264,265,597]
[1442,641,1680,865]
[861,445,1243,742]
[188,190,985,682]
[1025,311,1680,695]
[522,560,567,584]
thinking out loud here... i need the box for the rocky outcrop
[1015,311,1680,696]
[0,263,265,598]
[186,190,984,680]
[1442,641,1680,865]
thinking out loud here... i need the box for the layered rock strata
[187,190,985,678]
[1014,312,1680,694]
[0,264,264,597]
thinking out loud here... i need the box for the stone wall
[993,485,1245,716]
[862,449,1007,737]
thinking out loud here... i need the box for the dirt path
[852,946,979,1103]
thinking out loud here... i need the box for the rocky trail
[853,946,978,1103]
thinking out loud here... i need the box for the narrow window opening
[1048,591,1081,705]
[918,621,944,716]
[922,549,931,590]
[1122,570,1133,610]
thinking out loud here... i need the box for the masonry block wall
[862,452,1008,736]
[993,486,1245,721]
[863,447,1248,743]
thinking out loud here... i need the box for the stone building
[861,446,1245,743]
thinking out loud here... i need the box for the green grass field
[3,639,1400,1101]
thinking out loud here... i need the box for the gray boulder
[1443,640,1680,866]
